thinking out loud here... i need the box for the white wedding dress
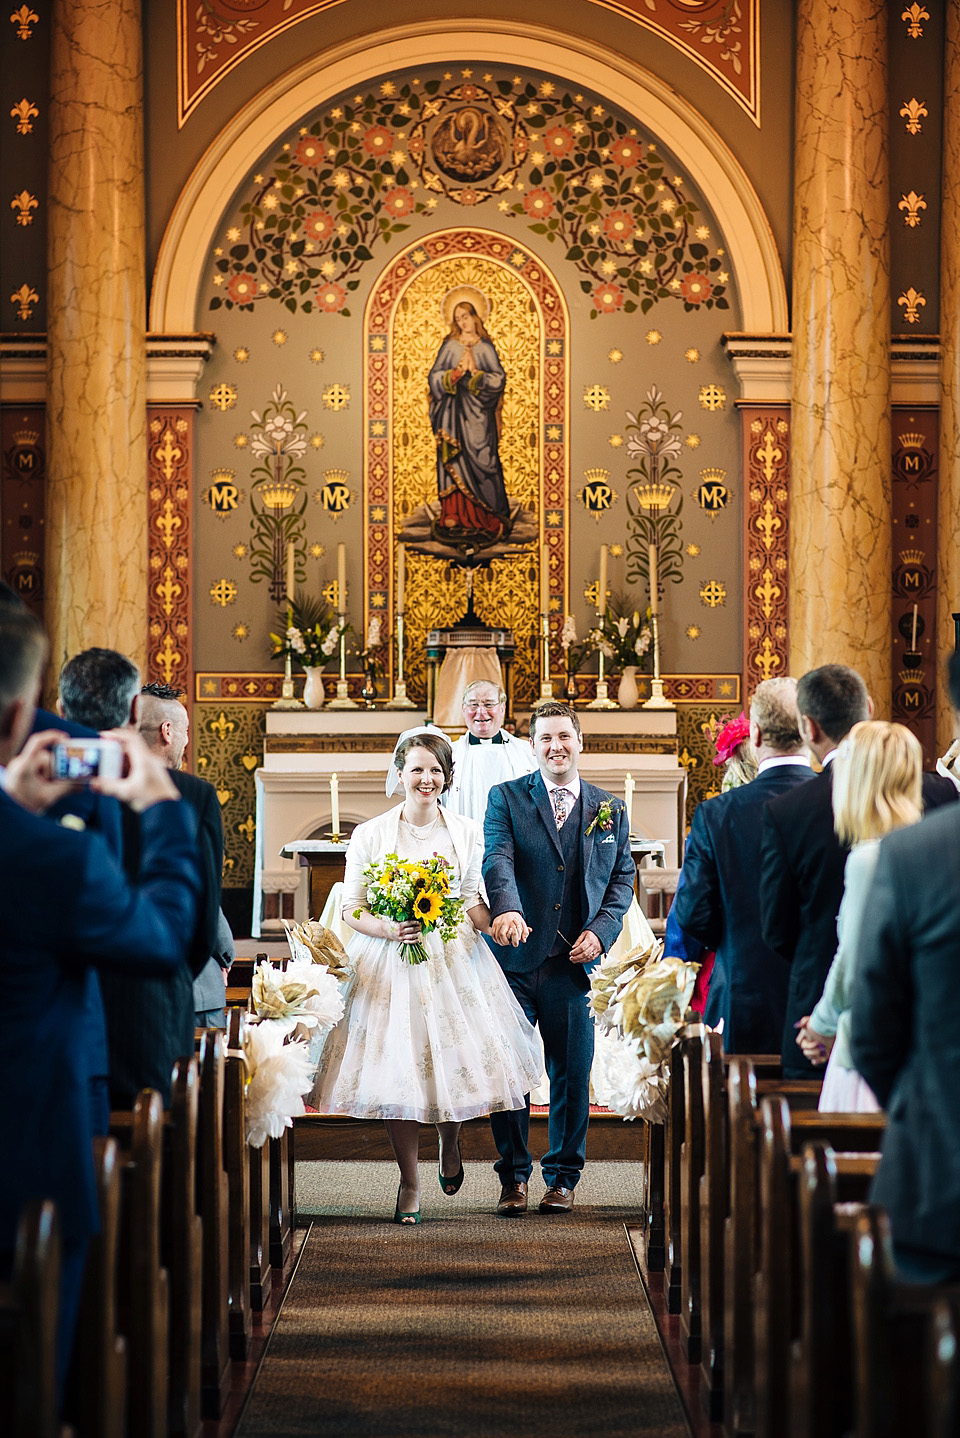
[310,811,541,1123]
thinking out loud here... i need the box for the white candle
[648,542,659,617]
[598,544,608,615]
[330,772,340,839]
[541,542,550,615]
[337,542,347,617]
[397,542,406,616]
[911,603,918,651]
[624,772,635,835]
[286,541,296,606]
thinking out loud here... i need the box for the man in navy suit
[483,701,635,1215]
[850,653,960,1282]
[0,609,201,1400]
[673,678,813,1053]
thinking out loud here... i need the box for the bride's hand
[385,918,422,942]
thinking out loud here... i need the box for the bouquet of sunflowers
[357,853,464,965]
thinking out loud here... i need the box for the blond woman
[796,721,922,1111]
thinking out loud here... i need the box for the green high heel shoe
[438,1146,465,1196]
[393,1184,421,1225]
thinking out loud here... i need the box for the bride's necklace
[401,807,442,838]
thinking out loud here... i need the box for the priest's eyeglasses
[463,700,503,713]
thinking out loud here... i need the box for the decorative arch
[363,230,569,703]
[151,21,787,337]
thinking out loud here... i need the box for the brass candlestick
[539,612,554,700]
[327,621,358,710]
[642,612,675,710]
[587,607,617,710]
[271,651,305,709]
[386,612,416,709]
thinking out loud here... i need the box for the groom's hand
[568,929,603,965]
[492,911,531,947]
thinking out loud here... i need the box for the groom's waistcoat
[548,794,585,958]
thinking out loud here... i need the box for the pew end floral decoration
[251,956,345,1038]
[590,938,700,1122]
[244,1022,317,1148]
[243,953,347,1146]
[284,918,353,981]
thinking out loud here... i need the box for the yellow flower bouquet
[357,853,464,965]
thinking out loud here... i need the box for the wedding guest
[311,729,540,1225]
[445,679,536,821]
[796,721,921,1111]
[139,681,231,1032]
[850,655,960,1282]
[665,711,758,1013]
[58,646,141,732]
[483,701,635,1215]
[674,679,811,1052]
[60,655,210,1106]
[0,608,199,1402]
[761,664,956,1077]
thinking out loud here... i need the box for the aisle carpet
[237,1160,688,1438]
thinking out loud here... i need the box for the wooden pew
[721,1062,881,1438]
[195,1031,231,1420]
[680,1029,705,1362]
[663,1039,687,1316]
[0,1199,60,1438]
[64,1137,126,1438]
[640,1119,666,1272]
[850,1206,960,1438]
[270,1127,296,1271]
[164,1058,202,1438]
[224,1009,253,1361]
[753,1097,885,1438]
[789,1142,877,1438]
[698,1043,821,1421]
[249,1138,273,1312]
[111,1089,170,1438]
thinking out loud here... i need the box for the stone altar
[253,707,684,936]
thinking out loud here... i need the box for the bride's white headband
[385,723,451,795]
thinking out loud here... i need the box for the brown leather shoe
[497,1181,528,1216]
[539,1185,575,1213]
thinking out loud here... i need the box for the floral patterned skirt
[309,926,541,1124]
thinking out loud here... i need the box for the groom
[482,700,635,1214]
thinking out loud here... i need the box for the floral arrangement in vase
[357,615,386,704]
[270,592,344,669]
[560,614,594,700]
[589,592,653,673]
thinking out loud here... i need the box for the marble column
[790,0,891,709]
[939,0,960,749]
[45,0,146,673]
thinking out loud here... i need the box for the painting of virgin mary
[428,288,511,545]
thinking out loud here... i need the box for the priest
[445,679,536,821]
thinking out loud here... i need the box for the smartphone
[52,737,123,783]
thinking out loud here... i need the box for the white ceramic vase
[302,667,325,709]
[617,665,639,710]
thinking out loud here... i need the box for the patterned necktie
[553,787,569,829]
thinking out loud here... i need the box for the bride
[310,728,541,1224]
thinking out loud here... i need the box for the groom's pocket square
[600,835,616,844]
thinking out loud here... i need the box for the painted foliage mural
[210,75,729,324]
[195,62,744,879]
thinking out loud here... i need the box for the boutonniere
[586,798,622,835]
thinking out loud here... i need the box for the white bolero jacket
[341,803,486,916]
